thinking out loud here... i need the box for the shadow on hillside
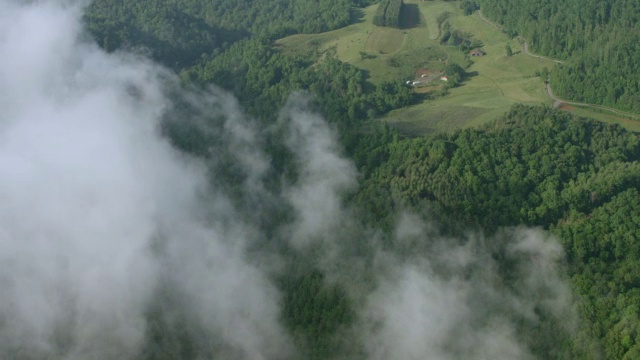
[401,4,420,29]
[466,71,479,79]
[350,8,366,24]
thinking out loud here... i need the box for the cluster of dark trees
[83,0,640,358]
[442,63,468,87]
[372,0,405,28]
[280,271,355,359]
[85,1,232,70]
[476,0,640,112]
[460,0,480,15]
[439,22,483,53]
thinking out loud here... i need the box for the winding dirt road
[477,9,640,120]
[519,39,564,64]
[546,81,640,120]
[477,10,501,30]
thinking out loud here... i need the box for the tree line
[373,0,406,28]
[476,0,640,113]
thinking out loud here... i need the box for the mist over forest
[1,1,639,359]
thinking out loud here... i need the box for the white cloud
[360,227,574,360]
[0,2,578,360]
[0,2,291,358]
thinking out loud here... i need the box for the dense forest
[353,105,640,359]
[30,0,639,359]
[85,0,374,69]
[180,39,412,125]
[476,0,640,113]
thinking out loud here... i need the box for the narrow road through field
[477,9,563,65]
[518,38,564,64]
[477,10,501,30]
[546,81,640,120]
[477,9,640,121]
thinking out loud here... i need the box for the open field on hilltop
[365,26,405,55]
[277,2,448,85]
[277,1,640,135]
[382,3,557,135]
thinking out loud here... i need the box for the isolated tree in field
[444,63,466,86]
[505,44,513,56]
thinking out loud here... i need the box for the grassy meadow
[277,1,640,135]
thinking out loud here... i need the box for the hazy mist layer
[0,1,575,359]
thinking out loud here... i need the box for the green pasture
[277,1,446,84]
[383,3,556,135]
[421,1,458,40]
[277,1,639,135]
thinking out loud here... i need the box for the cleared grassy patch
[276,4,378,60]
[380,4,557,136]
[365,27,405,54]
[421,1,458,40]
[277,1,445,84]
[386,104,491,134]
[277,1,640,135]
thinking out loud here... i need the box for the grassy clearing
[277,2,440,84]
[277,1,640,135]
[276,5,377,60]
[560,106,640,133]
[421,1,458,40]
[365,27,405,54]
[383,3,556,136]
[386,104,491,134]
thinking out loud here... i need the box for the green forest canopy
[83,0,640,358]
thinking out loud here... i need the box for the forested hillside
[180,39,412,126]
[74,1,640,359]
[476,0,640,112]
[85,0,409,126]
[85,0,372,69]
[353,105,640,359]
